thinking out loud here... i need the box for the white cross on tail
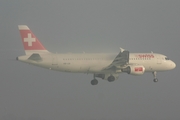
[24,33,36,46]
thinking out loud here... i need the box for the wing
[105,48,129,70]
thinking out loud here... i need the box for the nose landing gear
[152,71,158,82]
[153,78,158,82]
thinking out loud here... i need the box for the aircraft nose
[170,61,176,69]
[173,62,176,68]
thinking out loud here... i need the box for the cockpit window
[165,57,170,60]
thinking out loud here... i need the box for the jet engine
[122,65,145,75]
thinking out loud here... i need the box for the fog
[0,0,180,120]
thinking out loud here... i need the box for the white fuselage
[18,53,176,74]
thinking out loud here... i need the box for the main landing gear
[107,75,115,82]
[152,71,158,82]
[91,74,98,85]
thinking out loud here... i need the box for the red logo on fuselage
[135,67,143,72]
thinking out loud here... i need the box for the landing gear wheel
[153,78,158,82]
[108,76,115,82]
[91,79,98,85]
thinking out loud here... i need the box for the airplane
[16,25,176,85]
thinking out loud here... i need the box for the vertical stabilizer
[18,25,49,55]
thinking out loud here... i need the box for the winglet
[120,47,125,52]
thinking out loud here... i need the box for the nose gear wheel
[152,71,158,82]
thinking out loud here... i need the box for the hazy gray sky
[0,0,180,120]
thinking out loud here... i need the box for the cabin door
[52,54,58,68]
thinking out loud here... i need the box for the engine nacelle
[122,65,145,75]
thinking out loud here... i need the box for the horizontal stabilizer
[28,53,42,61]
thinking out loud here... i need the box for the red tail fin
[18,25,49,55]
